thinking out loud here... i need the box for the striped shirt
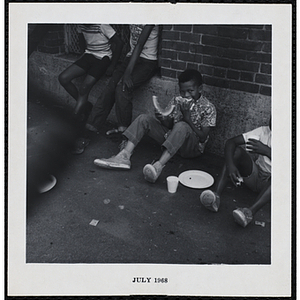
[126,25,159,61]
[78,24,116,59]
[167,95,217,153]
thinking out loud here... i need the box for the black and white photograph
[7,2,293,297]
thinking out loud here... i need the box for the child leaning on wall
[73,24,160,154]
[86,24,160,134]
[200,118,271,228]
[93,69,217,184]
[58,24,123,120]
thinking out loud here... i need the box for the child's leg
[232,178,271,227]
[123,114,167,149]
[249,179,271,215]
[161,121,200,160]
[200,147,253,212]
[216,147,253,195]
[58,64,86,100]
[143,121,197,183]
[115,58,158,130]
[73,74,97,115]
[94,114,167,171]
[74,55,111,116]
[87,58,129,131]
[158,150,172,166]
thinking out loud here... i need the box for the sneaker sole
[94,159,130,170]
[232,210,248,227]
[143,164,157,183]
[200,190,219,212]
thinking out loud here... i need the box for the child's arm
[246,139,271,159]
[225,135,246,183]
[106,34,124,76]
[78,33,86,54]
[154,109,174,129]
[122,25,155,91]
[180,102,210,143]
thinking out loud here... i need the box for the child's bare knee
[58,73,68,85]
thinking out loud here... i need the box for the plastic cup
[167,176,179,193]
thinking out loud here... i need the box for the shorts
[243,158,271,193]
[74,54,111,80]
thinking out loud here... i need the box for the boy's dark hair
[178,69,203,86]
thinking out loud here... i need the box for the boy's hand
[122,73,134,92]
[154,108,164,120]
[179,101,193,122]
[246,139,270,157]
[227,163,243,186]
[154,108,173,128]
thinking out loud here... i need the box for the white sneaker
[233,208,253,227]
[94,150,131,170]
[200,190,220,212]
[143,161,163,183]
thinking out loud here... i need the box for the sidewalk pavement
[26,96,271,264]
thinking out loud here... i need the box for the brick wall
[31,25,271,97]
[29,24,65,55]
[160,25,271,96]
[29,24,271,155]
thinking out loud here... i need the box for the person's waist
[85,49,112,57]
[126,54,158,62]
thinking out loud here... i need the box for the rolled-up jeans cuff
[123,130,139,146]
[162,139,177,157]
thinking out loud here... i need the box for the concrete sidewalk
[26,96,271,264]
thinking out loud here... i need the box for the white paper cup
[167,176,179,193]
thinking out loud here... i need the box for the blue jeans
[87,57,158,130]
[123,114,203,158]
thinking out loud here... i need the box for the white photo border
[7,2,293,297]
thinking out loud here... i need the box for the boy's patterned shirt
[169,95,216,129]
[166,95,217,153]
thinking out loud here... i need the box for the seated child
[58,24,123,119]
[73,24,160,154]
[93,69,216,183]
[200,118,271,228]
[86,24,160,134]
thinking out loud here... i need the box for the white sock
[119,149,132,159]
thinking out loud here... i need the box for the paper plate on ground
[178,170,214,189]
[38,175,57,194]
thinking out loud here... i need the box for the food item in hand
[174,96,192,104]
[152,96,175,116]
[236,177,244,186]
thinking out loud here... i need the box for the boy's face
[179,80,202,101]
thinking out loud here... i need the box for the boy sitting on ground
[93,69,216,183]
[200,118,271,227]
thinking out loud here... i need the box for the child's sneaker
[72,137,90,155]
[143,161,163,183]
[94,150,131,170]
[232,208,253,227]
[200,190,220,212]
[106,128,119,135]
